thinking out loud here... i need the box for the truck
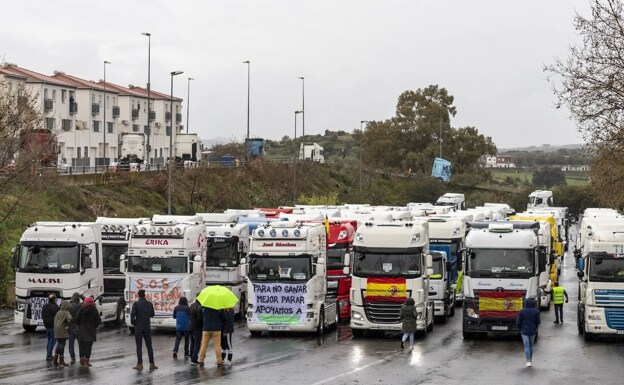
[175,133,200,166]
[12,222,121,331]
[325,220,356,323]
[350,221,434,337]
[118,133,145,171]
[427,217,465,321]
[299,142,325,163]
[462,221,549,339]
[435,193,466,210]
[247,138,266,158]
[95,217,149,323]
[527,190,553,210]
[120,215,207,330]
[204,221,249,319]
[241,221,337,335]
[576,220,624,340]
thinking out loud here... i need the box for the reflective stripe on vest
[553,286,565,304]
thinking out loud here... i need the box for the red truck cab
[326,220,356,322]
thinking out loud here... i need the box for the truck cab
[428,250,457,323]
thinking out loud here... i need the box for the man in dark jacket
[516,298,541,368]
[189,297,203,365]
[41,294,59,361]
[172,296,190,358]
[198,306,225,367]
[130,289,157,371]
[68,293,82,364]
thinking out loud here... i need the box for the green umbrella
[197,285,239,310]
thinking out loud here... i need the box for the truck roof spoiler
[468,220,540,234]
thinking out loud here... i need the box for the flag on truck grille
[364,277,407,303]
[478,290,524,318]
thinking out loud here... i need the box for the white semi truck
[462,221,549,339]
[576,220,624,340]
[350,221,434,337]
[205,221,250,319]
[120,215,207,330]
[12,222,121,331]
[242,221,337,335]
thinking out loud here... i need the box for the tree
[532,168,567,188]
[546,0,624,204]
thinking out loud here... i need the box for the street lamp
[103,60,111,169]
[243,61,250,161]
[359,120,370,192]
[141,32,151,169]
[298,76,305,138]
[294,110,303,139]
[168,70,184,215]
[186,77,194,134]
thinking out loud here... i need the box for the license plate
[491,326,508,331]
[268,326,288,331]
[617,330,624,334]
[377,326,396,330]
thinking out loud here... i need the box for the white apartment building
[0,64,184,169]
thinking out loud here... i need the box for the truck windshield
[352,252,421,278]
[327,243,348,268]
[248,255,311,281]
[207,240,238,267]
[468,248,534,278]
[589,253,624,282]
[18,244,80,273]
[103,245,127,275]
[127,256,187,273]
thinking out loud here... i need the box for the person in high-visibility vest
[548,282,569,324]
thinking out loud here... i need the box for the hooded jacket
[189,301,203,332]
[399,297,418,333]
[74,302,101,342]
[69,293,82,332]
[516,298,541,336]
[54,301,73,339]
[202,306,225,332]
[173,297,191,331]
[41,300,59,329]
[221,308,235,334]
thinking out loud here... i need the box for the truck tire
[449,294,456,317]
[250,330,262,337]
[462,331,474,340]
[427,316,434,332]
[23,325,37,333]
[416,327,427,339]
[235,294,247,321]
[115,302,125,325]
[317,308,325,336]
[583,327,594,342]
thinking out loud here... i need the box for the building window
[45,118,55,130]
[7,82,12,94]
[62,119,72,131]
[107,122,114,134]
[84,146,89,158]
[61,90,67,103]
[92,94,95,104]
[166,126,171,136]
[93,121,100,132]
[132,124,140,132]
[44,88,49,99]
[77,147,81,158]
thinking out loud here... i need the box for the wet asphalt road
[1,225,624,385]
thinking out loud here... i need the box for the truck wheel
[23,325,37,333]
[427,317,434,332]
[583,327,594,342]
[450,295,456,317]
[462,331,474,340]
[317,308,325,336]
[115,303,125,325]
[416,327,427,339]
[250,330,262,337]
[577,314,584,335]
[235,294,247,321]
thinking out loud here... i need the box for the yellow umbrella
[197,285,239,310]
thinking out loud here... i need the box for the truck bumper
[433,299,446,316]
[247,318,318,333]
[125,312,176,329]
[463,316,519,334]
[350,306,402,331]
[584,307,624,335]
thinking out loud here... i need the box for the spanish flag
[324,214,330,235]
[478,290,524,318]
[364,277,407,303]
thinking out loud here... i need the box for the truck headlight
[588,315,602,321]
[15,303,25,312]
[351,311,364,321]
[339,299,349,307]
[466,307,479,319]
[247,311,253,318]
[307,312,315,318]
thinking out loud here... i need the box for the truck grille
[605,308,624,330]
[326,287,338,301]
[595,289,624,307]
[363,302,402,324]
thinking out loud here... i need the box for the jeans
[401,333,414,347]
[68,329,78,360]
[173,330,190,356]
[198,331,222,364]
[521,334,535,362]
[55,338,67,356]
[134,329,154,364]
[554,304,564,322]
[46,328,55,359]
[190,329,202,363]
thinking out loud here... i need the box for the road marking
[309,350,405,385]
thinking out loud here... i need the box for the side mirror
[344,253,351,267]
[538,251,547,273]
[342,266,350,275]
[577,270,585,279]
[193,260,202,275]
[240,257,247,265]
[83,247,93,256]
[539,271,549,287]
[578,258,585,271]
[240,258,248,277]
[470,251,477,260]
[445,261,452,272]
[426,268,434,276]
[315,258,326,276]
[83,257,92,269]
[11,246,17,270]
[425,254,432,269]
[120,259,127,273]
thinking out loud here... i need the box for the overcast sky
[2,0,591,149]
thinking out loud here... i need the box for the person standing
[516,298,541,367]
[220,307,235,366]
[41,294,59,362]
[198,306,225,367]
[74,296,101,367]
[68,293,82,364]
[53,301,73,367]
[399,297,417,350]
[550,282,569,324]
[130,289,157,371]
[172,296,191,358]
[189,297,203,366]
